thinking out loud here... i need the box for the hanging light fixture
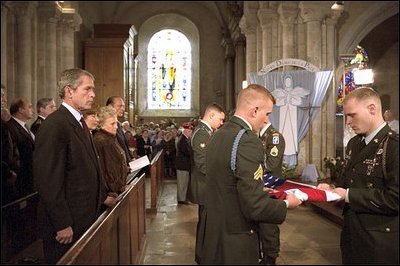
[353,69,374,85]
[242,80,248,89]
[331,1,344,11]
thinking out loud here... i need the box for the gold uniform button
[250,229,254,234]
[367,182,374,188]
[385,227,390,232]
[352,168,355,172]
[350,179,353,184]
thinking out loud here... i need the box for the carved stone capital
[37,2,61,23]
[326,9,344,25]
[10,1,37,18]
[299,2,331,23]
[241,1,258,35]
[278,2,299,25]
[58,12,82,32]
[233,35,246,47]
[239,16,256,36]
[257,8,278,29]
[221,38,235,58]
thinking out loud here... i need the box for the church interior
[1,1,399,264]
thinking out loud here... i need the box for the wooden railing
[57,172,146,265]
[1,192,39,264]
[148,150,164,212]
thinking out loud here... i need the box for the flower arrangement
[323,156,345,180]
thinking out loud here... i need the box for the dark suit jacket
[30,116,44,135]
[336,124,398,264]
[202,116,287,264]
[116,123,133,163]
[33,105,102,243]
[189,121,212,205]
[1,120,20,204]
[175,134,191,171]
[7,117,35,196]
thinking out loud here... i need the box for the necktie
[80,117,91,143]
[25,123,35,140]
[360,138,366,150]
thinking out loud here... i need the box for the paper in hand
[129,156,150,172]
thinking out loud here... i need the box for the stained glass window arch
[147,29,192,110]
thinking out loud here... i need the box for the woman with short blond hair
[93,106,130,195]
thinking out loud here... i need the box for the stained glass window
[148,29,192,109]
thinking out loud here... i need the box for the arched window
[147,29,192,109]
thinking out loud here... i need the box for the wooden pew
[147,150,164,212]
[57,172,146,264]
[1,192,39,264]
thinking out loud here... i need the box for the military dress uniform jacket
[336,124,398,264]
[260,125,285,177]
[201,116,287,264]
[190,121,213,205]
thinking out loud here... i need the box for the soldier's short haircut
[343,86,381,105]
[203,102,225,117]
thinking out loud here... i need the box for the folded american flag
[263,173,340,202]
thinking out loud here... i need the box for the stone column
[299,2,332,169]
[58,13,82,72]
[258,7,278,66]
[13,2,36,100]
[297,16,306,60]
[240,2,259,75]
[324,10,343,160]
[278,3,298,60]
[234,36,246,101]
[46,17,59,99]
[1,3,9,87]
[221,38,235,112]
[37,2,60,100]
[256,25,263,71]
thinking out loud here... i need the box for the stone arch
[339,2,398,53]
[137,13,199,118]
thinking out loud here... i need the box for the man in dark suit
[189,102,225,263]
[1,85,19,204]
[201,84,302,264]
[259,123,285,265]
[33,68,103,264]
[318,87,398,264]
[8,98,35,197]
[30,97,57,135]
[106,96,133,164]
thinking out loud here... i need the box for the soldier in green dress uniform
[189,103,225,264]
[318,87,398,264]
[259,123,286,265]
[201,84,302,265]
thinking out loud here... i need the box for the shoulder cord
[382,136,389,179]
[230,129,246,172]
[190,126,211,147]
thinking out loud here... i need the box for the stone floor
[143,178,342,265]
